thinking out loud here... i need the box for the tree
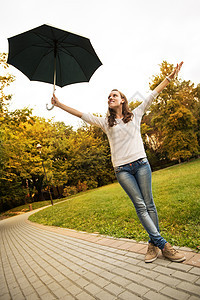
[0,53,20,211]
[148,61,199,163]
[193,84,200,148]
[3,57,198,211]
[162,105,198,162]
[66,123,115,189]
[0,53,116,211]
[0,53,15,113]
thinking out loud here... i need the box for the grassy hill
[29,159,200,250]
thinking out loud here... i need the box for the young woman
[51,62,185,263]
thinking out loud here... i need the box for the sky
[1,0,200,128]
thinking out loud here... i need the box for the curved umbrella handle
[46,103,55,110]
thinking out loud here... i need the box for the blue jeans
[115,157,167,249]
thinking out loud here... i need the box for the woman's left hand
[168,61,184,80]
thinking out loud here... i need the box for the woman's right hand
[168,61,184,80]
[51,93,60,107]
[51,94,83,117]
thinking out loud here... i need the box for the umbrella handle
[46,55,57,111]
[46,103,55,110]
[46,56,56,111]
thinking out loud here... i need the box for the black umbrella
[7,24,102,110]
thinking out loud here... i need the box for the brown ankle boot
[162,243,186,262]
[145,243,159,263]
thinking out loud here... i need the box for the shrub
[63,186,78,197]
[0,181,27,212]
[77,180,88,192]
[86,180,98,190]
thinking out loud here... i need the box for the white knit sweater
[81,90,159,167]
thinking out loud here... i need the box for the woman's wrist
[165,62,183,83]
[166,76,172,82]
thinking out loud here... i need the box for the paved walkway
[0,208,200,300]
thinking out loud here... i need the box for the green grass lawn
[28,159,199,250]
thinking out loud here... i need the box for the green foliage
[0,179,27,212]
[1,54,200,212]
[0,107,115,211]
[0,53,15,113]
[66,125,114,189]
[193,83,200,145]
[0,89,115,211]
[147,61,199,163]
[63,186,78,197]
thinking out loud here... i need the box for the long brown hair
[107,89,133,127]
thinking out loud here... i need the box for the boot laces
[147,243,155,255]
[167,244,178,255]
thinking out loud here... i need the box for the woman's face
[108,91,124,109]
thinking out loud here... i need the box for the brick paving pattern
[0,208,200,300]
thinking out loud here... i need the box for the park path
[0,207,200,300]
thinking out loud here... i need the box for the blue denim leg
[115,158,167,249]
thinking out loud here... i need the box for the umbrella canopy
[7,24,102,109]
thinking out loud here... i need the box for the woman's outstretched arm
[51,94,83,118]
[154,61,183,94]
[134,62,184,115]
